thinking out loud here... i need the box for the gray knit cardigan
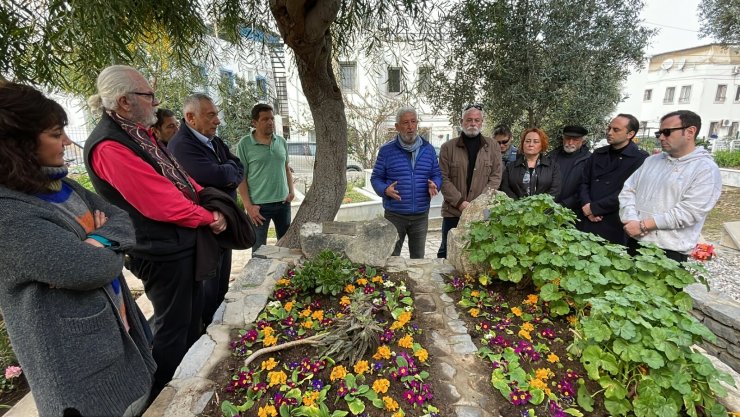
[0,179,156,416]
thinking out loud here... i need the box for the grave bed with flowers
[204,251,449,417]
[443,194,734,417]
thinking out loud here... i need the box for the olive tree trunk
[270,0,347,248]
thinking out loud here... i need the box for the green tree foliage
[425,0,654,141]
[698,0,740,44]
[216,74,261,148]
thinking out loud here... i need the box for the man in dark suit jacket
[577,113,648,245]
[168,93,245,325]
[550,125,590,213]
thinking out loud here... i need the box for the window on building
[709,121,719,136]
[663,87,675,104]
[730,122,739,138]
[678,85,692,104]
[339,61,357,91]
[715,84,727,103]
[735,86,740,102]
[387,67,402,93]
[643,89,652,102]
[219,69,236,92]
[417,66,433,94]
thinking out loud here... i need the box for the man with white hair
[83,65,226,400]
[437,104,502,258]
[168,93,245,327]
[371,107,442,258]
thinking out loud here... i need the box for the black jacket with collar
[549,145,591,212]
[500,154,561,200]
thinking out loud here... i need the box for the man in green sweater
[236,103,295,252]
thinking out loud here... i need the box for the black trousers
[437,216,460,259]
[202,248,231,326]
[128,255,204,397]
[627,238,688,263]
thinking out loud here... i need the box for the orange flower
[356,278,368,286]
[330,365,348,381]
[535,368,554,380]
[263,334,278,347]
[300,308,312,318]
[258,405,277,417]
[390,310,413,330]
[373,345,392,360]
[372,378,390,394]
[284,301,294,312]
[511,307,523,317]
[311,310,324,321]
[398,334,414,349]
[547,353,560,363]
[383,396,399,411]
[263,326,274,337]
[566,315,577,326]
[267,370,287,387]
[414,348,429,362]
[276,278,291,286]
[261,357,279,370]
[303,319,314,329]
[518,329,532,341]
[470,290,481,297]
[372,275,384,283]
[344,284,356,293]
[340,296,351,306]
[354,360,370,375]
[523,294,539,305]
[469,308,480,318]
[302,390,320,407]
[521,322,534,332]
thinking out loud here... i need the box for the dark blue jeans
[384,210,429,259]
[252,201,291,253]
[437,216,460,258]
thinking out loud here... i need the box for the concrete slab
[720,221,740,250]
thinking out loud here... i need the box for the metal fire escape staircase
[269,42,291,139]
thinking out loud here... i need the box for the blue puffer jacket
[371,137,442,215]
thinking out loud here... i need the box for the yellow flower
[373,345,392,360]
[547,353,560,363]
[258,405,278,417]
[398,334,414,349]
[529,378,548,391]
[263,326,274,337]
[311,310,324,321]
[302,390,320,407]
[340,296,351,306]
[383,396,399,411]
[511,307,523,317]
[261,357,279,370]
[567,315,577,326]
[518,329,532,341]
[267,370,287,387]
[284,301,294,312]
[535,368,554,380]
[330,365,347,381]
[553,277,561,286]
[354,360,370,375]
[392,412,405,417]
[372,275,384,283]
[521,322,534,332]
[469,308,480,318]
[276,278,291,286]
[303,319,314,329]
[470,290,480,297]
[523,294,539,306]
[344,284,356,293]
[414,348,429,362]
[372,378,390,393]
[300,308,312,318]
[356,278,368,285]
[336,312,345,319]
[263,334,278,347]
[390,311,412,330]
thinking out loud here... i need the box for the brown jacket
[440,135,503,217]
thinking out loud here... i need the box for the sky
[640,0,713,55]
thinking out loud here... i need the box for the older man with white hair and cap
[550,124,590,213]
[83,65,227,401]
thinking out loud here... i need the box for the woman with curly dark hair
[0,82,156,416]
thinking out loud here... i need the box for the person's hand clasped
[385,181,401,201]
[427,179,438,197]
[285,191,295,203]
[84,210,108,248]
[623,220,643,238]
[210,210,227,234]
[246,204,265,226]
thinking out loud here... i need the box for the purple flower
[510,388,531,406]
[311,379,324,390]
[539,328,556,340]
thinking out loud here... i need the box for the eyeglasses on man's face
[497,139,510,145]
[654,126,688,139]
[129,91,158,103]
[463,103,483,111]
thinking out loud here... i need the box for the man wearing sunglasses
[619,110,722,262]
[549,125,590,213]
[493,124,518,165]
[437,104,502,258]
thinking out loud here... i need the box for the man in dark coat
[550,125,590,213]
[168,93,245,326]
[577,114,648,245]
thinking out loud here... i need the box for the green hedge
[713,150,740,169]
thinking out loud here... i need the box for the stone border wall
[686,283,740,373]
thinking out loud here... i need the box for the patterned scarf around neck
[397,134,423,169]
[107,110,197,201]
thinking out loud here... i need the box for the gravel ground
[703,248,740,302]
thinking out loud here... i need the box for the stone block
[429,330,452,356]
[236,258,274,289]
[703,316,739,345]
[720,221,740,250]
[440,293,454,304]
[444,305,460,320]
[705,299,740,331]
[173,334,216,380]
[438,361,457,380]
[454,405,484,417]
[449,335,478,355]
[441,383,462,402]
[300,219,397,267]
[162,377,216,416]
[719,352,740,375]
[322,221,358,235]
[448,319,469,335]
[414,294,436,313]
[685,283,712,314]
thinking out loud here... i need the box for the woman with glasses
[0,82,155,416]
[500,128,561,200]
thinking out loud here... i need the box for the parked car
[287,142,364,173]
